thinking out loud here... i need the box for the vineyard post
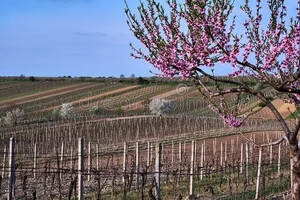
[8,137,15,200]
[250,141,253,164]
[2,146,6,179]
[200,143,204,180]
[179,141,182,183]
[88,141,91,182]
[203,140,206,162]
[278,143,281,176]
[213,139,216,156]
[60,142,64,181]
[34,143,37,179]
[195,140,197,163]
[123,142,127,184]
[245,143,249,184]
[150,143,153,167]
[136,141,139,190]
[291,157,293,191]
[147,141,150,168]
[70,146,73,170]
[231,139,234,157]
[171,141,174,168]
[78,138,84,200]
[155,143,162,200]
[220,142,223,167]
[270,144,273,165]
[255,147,262,200]
[161,142,164,161]
[225,141,227,166]
[96,144,99,171]
[240,143,243,174]
[189,140,195,197]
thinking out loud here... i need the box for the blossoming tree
[125,0,300,198]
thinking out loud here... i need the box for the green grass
[286,108,299,120]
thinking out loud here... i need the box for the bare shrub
[2,108,25,126]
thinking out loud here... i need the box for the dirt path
[252,99,296,119]
[38,85,140,112]
[0,82,96,108]
[121,86,191,111]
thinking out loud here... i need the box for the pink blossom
[222,114,243,128]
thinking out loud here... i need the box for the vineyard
[0,77,296,199]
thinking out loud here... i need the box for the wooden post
[161,143,164,162]
[231,139,234,155]
[270,144,273,165]
[213,138,216,156]
[189,140,195,196]
[88,141,91,182]
[220,142,223,167]
[147,141,150,168]
[60,142,64,180]
[70,146,73,170]
[96,144,99,171]
[123,142,127,184]
[278,143,281,176]
[2,146,6,179]
[200,143,204,180]
[150,143,153,165]
[203,140,206,163]
[136,141,139,190]
[255,147,262,200]
[33,143,37,179]
[155,143,162,200]
[8,137,15,200]
[245,143,249,183]
[78,138,84,200]
[250,142,253,164]
[240,143,243,174]
[225,141,227,164]
[291,157,293,191]
[171,141,174,168]
[179,141,182,171]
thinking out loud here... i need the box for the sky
[0,0,298,78]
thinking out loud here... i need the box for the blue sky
[0,0,298,77]
[0,0,153,77]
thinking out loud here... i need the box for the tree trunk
[291,142,300,200]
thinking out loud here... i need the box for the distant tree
[2,108,25,126]
[59,103,74,118]
[29,76,36,82]
[138,77,150,84]
[126,0,300,197]
[120,74,125,78]
[149,98,173,116]
[130,73,136,78]
[19,74,25,80]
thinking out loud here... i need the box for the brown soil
[252,99,296,119]
[121,87,191,111]
[38,85,140,112]
[0,82,95,108]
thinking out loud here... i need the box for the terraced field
[0,80,75,102]
[0,78,296,199]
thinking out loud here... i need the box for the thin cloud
[48,0,93,2]
[72,31,108,37]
